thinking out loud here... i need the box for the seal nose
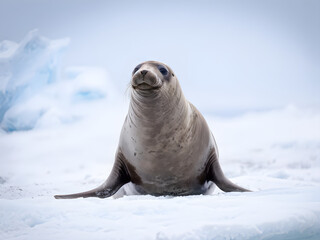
[141,70,148,77]
[132,69,159,89]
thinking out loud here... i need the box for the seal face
[55,61,250,199]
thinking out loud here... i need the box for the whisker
[124,83,132,100]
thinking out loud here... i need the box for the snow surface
[0,31,320,240]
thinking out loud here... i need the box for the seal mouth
[132,83,161,91]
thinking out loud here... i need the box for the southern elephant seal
[54,61,249,199]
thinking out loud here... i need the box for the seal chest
[54,61,250,199]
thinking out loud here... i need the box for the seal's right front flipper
[54,150,131,199]
[206,148,251,192]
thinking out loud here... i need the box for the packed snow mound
[0,31,116,132]
[0,188,319,240]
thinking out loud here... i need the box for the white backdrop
[1,0,319,114]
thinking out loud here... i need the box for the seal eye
[133,64,142,75]
[158,66,168,76]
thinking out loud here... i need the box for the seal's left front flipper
[54,150,131,199]
[206,148,251,192]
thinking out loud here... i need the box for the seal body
[55,61,249,199]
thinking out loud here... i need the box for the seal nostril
[141,70,148,76]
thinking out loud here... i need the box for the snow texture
[0,31,319,240]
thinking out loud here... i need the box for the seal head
[131,62,166,90]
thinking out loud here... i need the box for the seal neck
[129,81,190,128]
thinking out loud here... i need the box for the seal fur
[54,61,249,199]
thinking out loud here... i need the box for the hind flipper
[206,148,250,192]
[54,150,131,199]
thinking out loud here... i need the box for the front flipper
[54,150,130,199]
[206,148,250,192]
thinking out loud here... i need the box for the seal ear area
[54,150,132,199]
[206,148,251,193]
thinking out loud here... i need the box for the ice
[0,31,319,240]
[0,30,69,131]
[0,31,118,132]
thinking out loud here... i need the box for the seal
[54,61,249,199]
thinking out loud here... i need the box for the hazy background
[0,0,319,115]
[1,1,320,238]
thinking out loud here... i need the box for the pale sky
[1,0,319,114]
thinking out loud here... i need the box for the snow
[0,31,320,240]
[1,188,319,240]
